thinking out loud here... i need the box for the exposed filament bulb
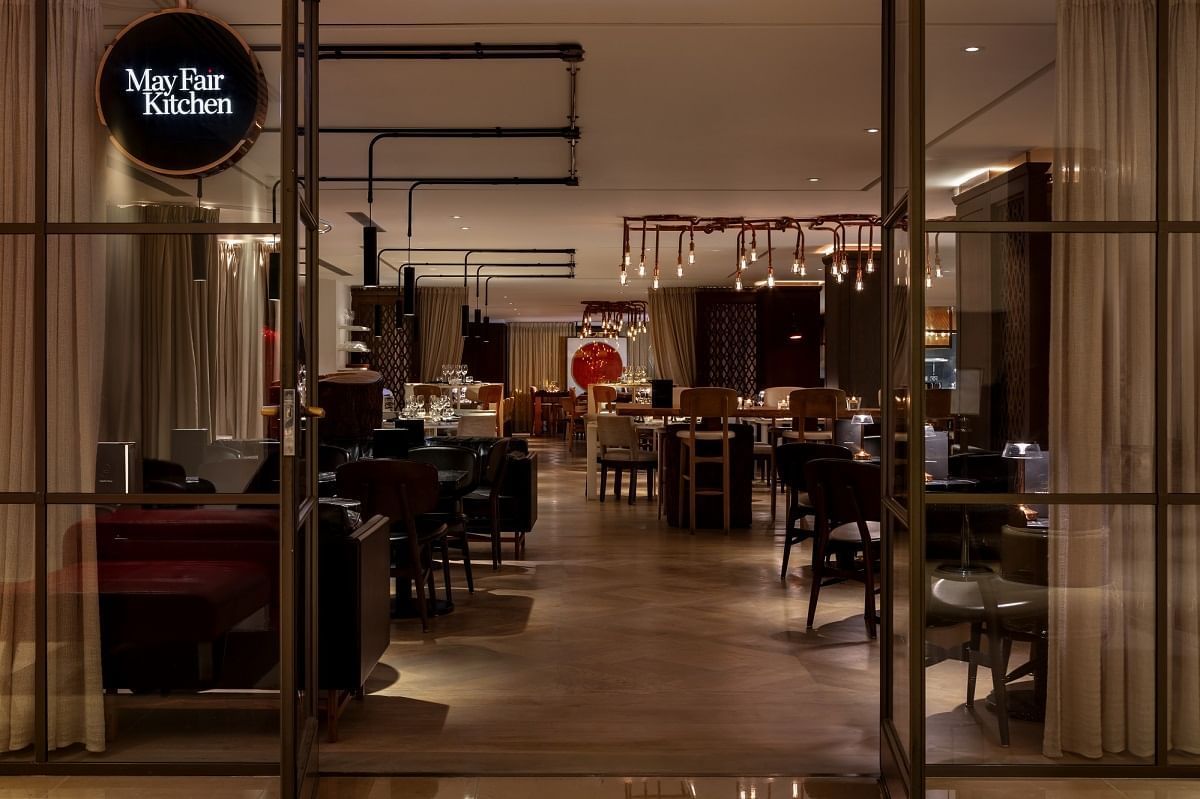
[688,241,695,264]
[835,271,844,284]
[767,268,776,288]
[619,269,628,286]
[677,262,684,278]
[623,251,631,268]
[855,275,864,292]
[652,274,660,290]
[735,273,744,291]
[638,261,645,277]
[799,257,807,277]
[792,253,801,274]
[866,257,875,274]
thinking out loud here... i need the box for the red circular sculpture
[571,341,624,390]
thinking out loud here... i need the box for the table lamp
[1002,440,1043,520]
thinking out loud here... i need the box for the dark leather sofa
[86,505,390,741]
[436,436,538,561]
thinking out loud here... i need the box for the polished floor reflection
[321,438,880,774]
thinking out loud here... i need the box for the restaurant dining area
[5,1,1200,798]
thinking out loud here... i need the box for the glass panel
[48,503,280,763]
[1169,1,1200,221]
[1169,234,1200,492]
[0,504,36,761]
[925,0,1156,222]
[0,3,34,223]
[925,503,1154,764]
[888,225,912,505]
[1170,505,1200,764]
[47,234,280,494]
[892,0,909,208]
[924,233,1153,494]
[890,512,913,754]
[49,1,281,222]
[0,236,35,492]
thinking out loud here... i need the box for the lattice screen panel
[701,300,758,398]
[1000,196,1029,444]
[350,288,416,396]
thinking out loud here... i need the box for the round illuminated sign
[95,9,267,177]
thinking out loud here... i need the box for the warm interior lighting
[963,45,983,53]
[865,127,880,134]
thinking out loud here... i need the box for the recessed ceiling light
[451,215,462,219]
[460,226,470,230]
[864,127,880,134]
[808,177,821,183]
[963,46,982,53]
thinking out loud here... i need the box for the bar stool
[784,387,846,442]
[676,387,737,533]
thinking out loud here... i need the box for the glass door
[279,0,320,795]
[880,1,921,796]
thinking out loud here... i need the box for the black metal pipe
[377,247,574,271]
[284,126,580,138]
[255,42,585,61]
[474,262,574,301]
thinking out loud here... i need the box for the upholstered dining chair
[762,385,803,409]
[406,445,479,594]
[476,384,503,410]
[803,458,881,638]
[461,438,513,569]
[336,459,448,632]
[784,387,846,442]
[591,384,618,415]
[676,387,737,533]
[597,415,657,504]
[775,442,854,581]
[561,395,585,446]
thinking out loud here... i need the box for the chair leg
[677,446,687,531]
[614,467,623,500]
[410,541,430,632]
[986,624,1011,746]
[780,534,794,582]
[460,531,475,593]
[806,539,825,629]
[722,444,731,533]
[689,447,697,534]
[769,455,777,520]
[629,467,637,505]
[439,537,454,605]
[600,463,608,502]
[966,622,983,706]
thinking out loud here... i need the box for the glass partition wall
[885,0,1200,794]
[0,0,317,793]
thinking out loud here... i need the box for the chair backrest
[559,395,577,416]
[671,386,690,408]
[501,396,514,436]
[804,458,881,537]
[592,384,618,407]
[775,442,854,491]
[319,372,384,445]
[763,386,803,409]
[481,438,512,488]
[789,387,846,428]
[457,414,497,437]
[597,415,638,454]
[477,384,503,409]
[679,387,736,420]
[408,445,479,493]
[336,459,440,523]
[318,444,352,472]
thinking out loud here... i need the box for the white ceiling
[104,0,1057,319]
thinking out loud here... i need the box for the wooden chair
[561,395,584,445]
[762,385,803,409]
[775,443,854,581]
[336,459,448,632]
[591,384,617,415]
[803,458,881,638]
[407,445,479,594]
[784,387,846,442]
[676,387,737,533]
[477,384,503,410]
[597,415,657,504]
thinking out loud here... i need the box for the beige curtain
[647,288,695,386]
[209,241,266,440]
[1044,0,1156,759]
[139,204,218,459]
[1168,0,1200,756]
[507,322,574,433]
[0,0,106,753]
[418,286,466,381]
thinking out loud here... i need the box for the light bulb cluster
[581,300,649,340]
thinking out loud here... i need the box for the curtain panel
[0,0,106,753]
[647,288,696,387]
[507,322,575,433]
[418,286,467,381]
[1045,0,1157,759]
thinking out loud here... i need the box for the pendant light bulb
[750,230,758,262]
[767,268,776,289]
[735,274,743,291]
[688,239,695,264]
[836,271,844,284]
[866,257,875,274]
[855,277,864,292]
[677,262,684,278]
[935,256,943,279]
[624,251,631,268]
[652,275,660,290]
[840,257,849,275]
[638,262,645,277]
[799,256,807,277]
[619,269,628,286]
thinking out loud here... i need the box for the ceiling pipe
[377,247,575,274]
[255,43,585,62]
[281,126,580,137]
